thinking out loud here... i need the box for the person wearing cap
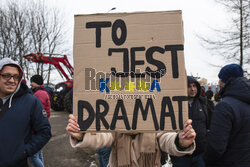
[0,58,51,167]
[205,86,214,100]
[170,76,212,167]
[29,74,51,167]
[203,64,250,166]
[30,74,51,118]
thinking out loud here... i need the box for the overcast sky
[4,0,232,83]
[49,0,231,83]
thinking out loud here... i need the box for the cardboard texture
[73,10,188,132]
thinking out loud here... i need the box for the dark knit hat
[31,75,43,85]
[218,64,243,83]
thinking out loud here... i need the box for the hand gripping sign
[73,11,188,132]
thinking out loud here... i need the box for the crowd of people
[0,57,249,167]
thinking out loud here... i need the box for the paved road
[42,110,98,167]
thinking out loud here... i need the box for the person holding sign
[170,76,212,167]
[66,114,196,167]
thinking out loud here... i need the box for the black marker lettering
[86,21,112,48]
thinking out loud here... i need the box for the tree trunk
[240,0,243,66]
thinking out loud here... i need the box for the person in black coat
[203,64,250,167]
[205,86,213,100]
[170,76,212,167]
[0,58,51,167]
[205,86,215,124]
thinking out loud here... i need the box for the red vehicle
[24,52,73,113]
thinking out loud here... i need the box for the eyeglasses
[0,73,21,81]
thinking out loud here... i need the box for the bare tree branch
[198,0,250,75]
[0,0,69,83]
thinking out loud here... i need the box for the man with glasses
[0,58,51,167]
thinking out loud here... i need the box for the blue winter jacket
[204,77,250,167]
[0,82,51,167]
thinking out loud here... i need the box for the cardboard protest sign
[73,10,188,132]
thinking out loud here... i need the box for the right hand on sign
[66,114,83,141]
[178,119,196,148]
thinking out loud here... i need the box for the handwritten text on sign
[74,11,188,132]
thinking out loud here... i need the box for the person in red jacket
[29,74,51,167]
[30,75,51,118]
